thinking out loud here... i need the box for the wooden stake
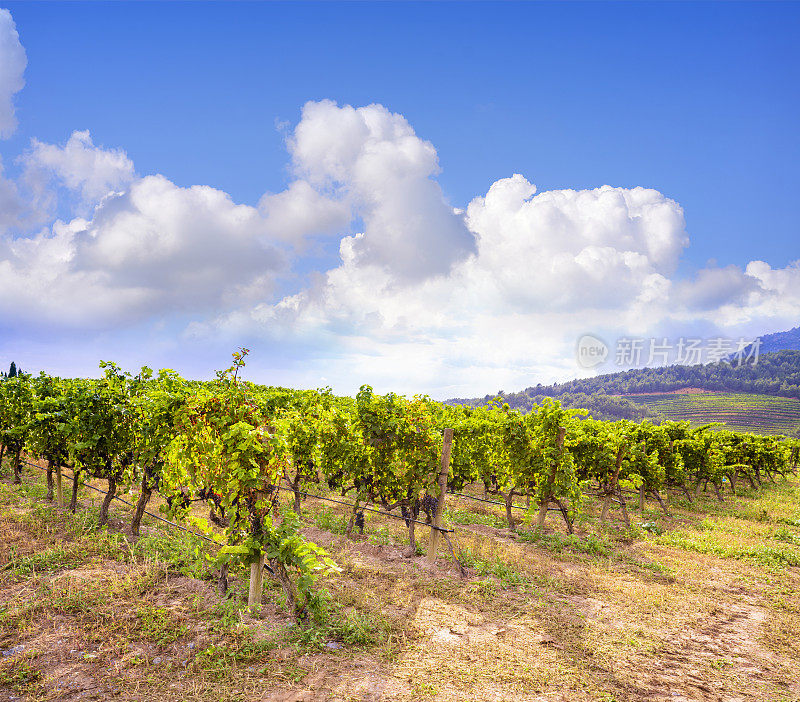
[428,428,454,563]
[639,482,645,512]
[618,484,630,528]
[56,465,63,507]
[248,551,265,611]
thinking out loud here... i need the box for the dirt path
[632,589,798,702]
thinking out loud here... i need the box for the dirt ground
[1,467,799,702]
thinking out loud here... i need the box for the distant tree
[8,362,16,378]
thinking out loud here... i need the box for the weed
[367,526,394,546]
[286,605,386,650]
[773,526,800,545]
[457,548,528,586]
[0,657,42,692]
[315,508,348,535]
[132,529,212,579]
[329,608,384,646]
[517,529,611,557]
[135,604,189,645]
[640,521,664,535]
[412,680,438,697]
[444,506,506,529]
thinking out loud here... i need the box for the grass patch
[517,529,612,557]
[656,529,800,569]
[0,655,42,693]
[314,507,349,535]
[134,604,190,645]
[131,529,213,580]
[457,546,529,586]
[445,505,507,529]
[3,529,127,576]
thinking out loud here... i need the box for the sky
[0,2,798,398]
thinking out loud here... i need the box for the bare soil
[1,471,799,702]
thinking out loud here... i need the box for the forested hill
[756,326,800,354]
[447,350,800,417]
[529,350,800,398]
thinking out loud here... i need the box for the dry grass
[1,458,799,701]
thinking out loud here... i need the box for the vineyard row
[1,351,798,620]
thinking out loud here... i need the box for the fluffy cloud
[203,173,694,394]
[0,9,25,139]
[264,175,690,334]
[258,180,350,248]
[288,100,476,280]
[0,174,287,329]
[0,156,23,231]
[465,175,687,310]
[0,49,798,395]
[203,158,800,395]
[21,130,136,212]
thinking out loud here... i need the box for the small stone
[325,642,342,650]
[152,656,162,665]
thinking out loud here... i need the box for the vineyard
[1,352,800,701]
[620,392,800,436]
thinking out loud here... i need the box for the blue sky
[0,2,799,396]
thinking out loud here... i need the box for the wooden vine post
[248,552,266,611]
[56,465,64,507]
[427,427,453,563]
[247,485,267,611]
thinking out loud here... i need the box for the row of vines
[1,350,798,621]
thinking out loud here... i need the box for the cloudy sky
[0,3,798,398]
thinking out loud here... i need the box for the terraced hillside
[622,392,800,435]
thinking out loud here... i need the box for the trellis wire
[21,458,220,545]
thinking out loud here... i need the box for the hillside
[522,350,800,399]
[448,350,800,423]
[3,456,800,702]
[751,326,800,354]
[621,392,800,436]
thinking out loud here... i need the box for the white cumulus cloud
[465,175,687,310]
[0,156,23,231]
[258,179,350,248]
[203,172,694,394]
[288,100,476,280]
[0,8,25,139]
[0,174,287,329]
[21,130,136,216]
